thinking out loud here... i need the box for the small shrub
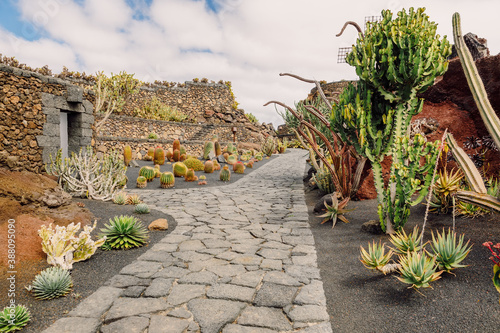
[148,132,158,139]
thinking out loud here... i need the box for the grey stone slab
[231,244,260,254]
[106,275,151,288]
[230,271,264,288]
[285,265,321,282]
[191,233,222,240]
[260,259,282,271]
[105,298,168,322]
[295,322,333,333]
[216,251,241,261]
[168,308,192,319]
[237,306,292,331]
[189,258,229,272]
[167,284,206,306]
[152,266,190,279]
[202,239,232,248]
[137,251,175,263]
[231,254,263,266]
[287,305,330,323]
[68,286,122,318]
[178,270,218,285]
[207,264,247,278]
[150,242,180,252]
[291,228,313,236]
[292,244,316,255]
[122,286,146,298]
[253,282,298,308]
[292,253,317,266]
[294,280,327,306]
[161,234,191,243]
[257,248,290,260]
[100,316,149,333]
[207,283,255,302]
[198,248,227,255]
[178,239,206,251]
[260,241,292,250]
[222,324,276,333]
[149,315,190,333]
[188,299,246,333]
[263,271,302,287]
[42,317,100,333]
[120,260,163,278]
[173,251,213,262]
[144,278,175,297]
[282,235,315,246]
[282,222,310,229]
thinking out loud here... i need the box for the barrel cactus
[203,141,214,160]
[136,176,147,188]
[246,160,254,168]
[185,168,198,182]
[154,165,161,178]
[31,266,73,300]
[139,166,156,182]
[233,161,245,174]
[213,159,221,171]
[204,160,214,173]
[173,162,188,177]
[173,149,181,162]
[123,145,132,166]
[147,147,155,159]
[184,157,205,171]
[220,165,231,181]
[154,147,165,165]
[226,154,237,165]
[160,171,175,188]
[173,139,181,151]
[166,148,173,161]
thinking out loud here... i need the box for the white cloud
[2,0,500,127]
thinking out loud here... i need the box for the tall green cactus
[332,7,451,233]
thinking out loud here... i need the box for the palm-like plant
[397,251,443,289]
[360,240,394,273]
[100,215,149,250]
[430,228,472,273]
[0,305,31,332]
[389,226,426,255]
[318,193,353,228]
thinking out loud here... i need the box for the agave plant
[397,251,443,289]
[430,228,472,273]
[389,226,426,255]
[112,191,127,205]
[360,240,394,273]
[100,215,149,250]
[134,203,150,214]
[429,168,463,214]
[126,194,142,205]
[31,266,73,300]
[0,305,31,332]
[318,193,353,228]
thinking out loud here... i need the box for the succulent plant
[154,147,165,165]
[214,141,222,156]
[223,152,229,161]
[160,172,175,188]
[254,153,263,161]
[100,215,149,250]
[389,226,426,255]
[139,166,156,182]
[198,180,207,185]
[204,160,214,173]
[126,194,142,205]
[117,175,128,188]
[220,165,231,181]
[173,139,181,151]
[430,228,472,273]
[360,240,394,272]
[430,168,463,214]
[226,154,237,165]
[203,141,214,160]
[173,149,181,162]
[184,157,205,171]
[147,147,155,158]
[246,160,254,168]
[136,176,147,188]
[134,203,150,214]
[113,191,127,205]
[154,166,161,178]
[173,162,188,177]
[233,161,245,174]
[0,305,31,332]
[166,148,173,161]
[180,146,186,156]
[261,136,276,157]
[31,266,73,300]
[213,159,221,171]
[397,251,443,289]
[199,175,206,180]
[318,194,353,228]
[143,154,153,161]
[185,168,198,182]
[123,145,132,166]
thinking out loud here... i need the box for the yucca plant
[31,266,73,300]
[112,191,127,205]
[134,203,150,214]
[397,251,443,289]
[360,240,394,273]
[0,305,31,332]
[389,226,426,255]
[126,194,142,205]
[430,228,472,273]
[100,215,149,250]
[318,194,353,228]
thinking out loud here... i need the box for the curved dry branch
[336,21,363,38]
[279,73,332,109]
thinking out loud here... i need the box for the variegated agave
[397,251,443,289]
[430,228,472,273]
[360,240,394,273]
[389,226,426,255]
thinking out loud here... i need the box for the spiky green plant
[173,162,188,177]
[139,166,155,182]
[112,191,127,205]
[126,194,142,205]
[389,226,426,255]
[360,240,394,272]
[429,168,463,214]
[261,136,276,157]
[430,228,472,273]
[160,172,175,188]
[136,176,147,189]
[397,251,443,289]
[318,194,353,228]
[100,215,149,250]
[31,266,73,300]
[134,203,150,214]
[220,165,231,181]
[313,167,335,194]
[0,305,31,332]
[184,157,205,171]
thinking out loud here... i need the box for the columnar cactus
[204,160,214,173]
[173,149,181,162]
[173,139,181,151]
[139,166,156,181]
[185,168,198,182]
[173,162,188,177]
[123,145,132,166]
[233,161,245,174]
[154,147,165,165]
[214,141,222,156]
[220,165,231,181]
[166,148,173,161]
[160,171,175,188]
[203,141,214,160]
[136,176,147,188]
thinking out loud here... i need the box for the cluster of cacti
[246,160,254,168]
[99,215,149,250]
[160,172,175,188]
[220,165,231,181]
[134,203,150,214]
[123,145,132,166]
[185,168,198,182]
[233,161,245,174]
[154,147,165,165]
[144,147,154,161]
[31,266,73,300]
[224,142,237,155]
[139,166,156,182]
[254,153,263,161]
[0,305,31,332]
[113,191,128,204]
[184,157,205,171]
[173,162,188,177]
[203,141,214,159]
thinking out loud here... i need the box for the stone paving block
[263,271,302,287]
[168,308,192,319]
[237,306,292,331]
[105,275,151,288]
[105,298,169,322]
[287,305,330,323]
[292,253,317,266]
[149,315,190,333]
[100,316,149,333]
[253,282,298,307]
[191,233,222,240]
[285,265,321,282]
[178,239,206,251]
[160,234,191,243]
[173,251,213,262]
[295,322,333,333]
[260,259,282,271]
[231,254,263,266]
[167,284,207,306]
[282,235,315,246]
[207,283,256,302]
[41,317,101,333]
[178,270,218,285]
[230,271,264,288]
[294,280,327,306]
[198,248,227,255]
[207,264,247,278]
[188,299,246,333]
[189,258,229,272]
[137,250,175,263]
[120,261,163,278]
[152,266,190,279]
[263,233,283,242]
[260,240,292,250]
[202,239,232,248]
[122,286,146,298]
[222,324,277,333]
[292,244,316,255]
[217,251,241,261]
[231,244,260,254]
[144,278,175,297]
[257,248,290,260]
[149,242,180,252]
[68,286,122,318]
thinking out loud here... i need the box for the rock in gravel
[149,218,169,230]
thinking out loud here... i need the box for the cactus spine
[203,141,214,160]
[136,176,147,188]
[123,145,132,166]
[154,147,165,165]
[220,165,231,181]
[139,166,156,181]
[233,161,245,174]
[204,160,214,173]
[160,172,175,188]
[173,162,188,177]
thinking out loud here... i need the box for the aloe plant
[360,240,394,272]
[430,228,472,273]
[389,226,426,255]
[397,251,443,289]
[318,194,353,228]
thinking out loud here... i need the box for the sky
[0,0,499,128]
